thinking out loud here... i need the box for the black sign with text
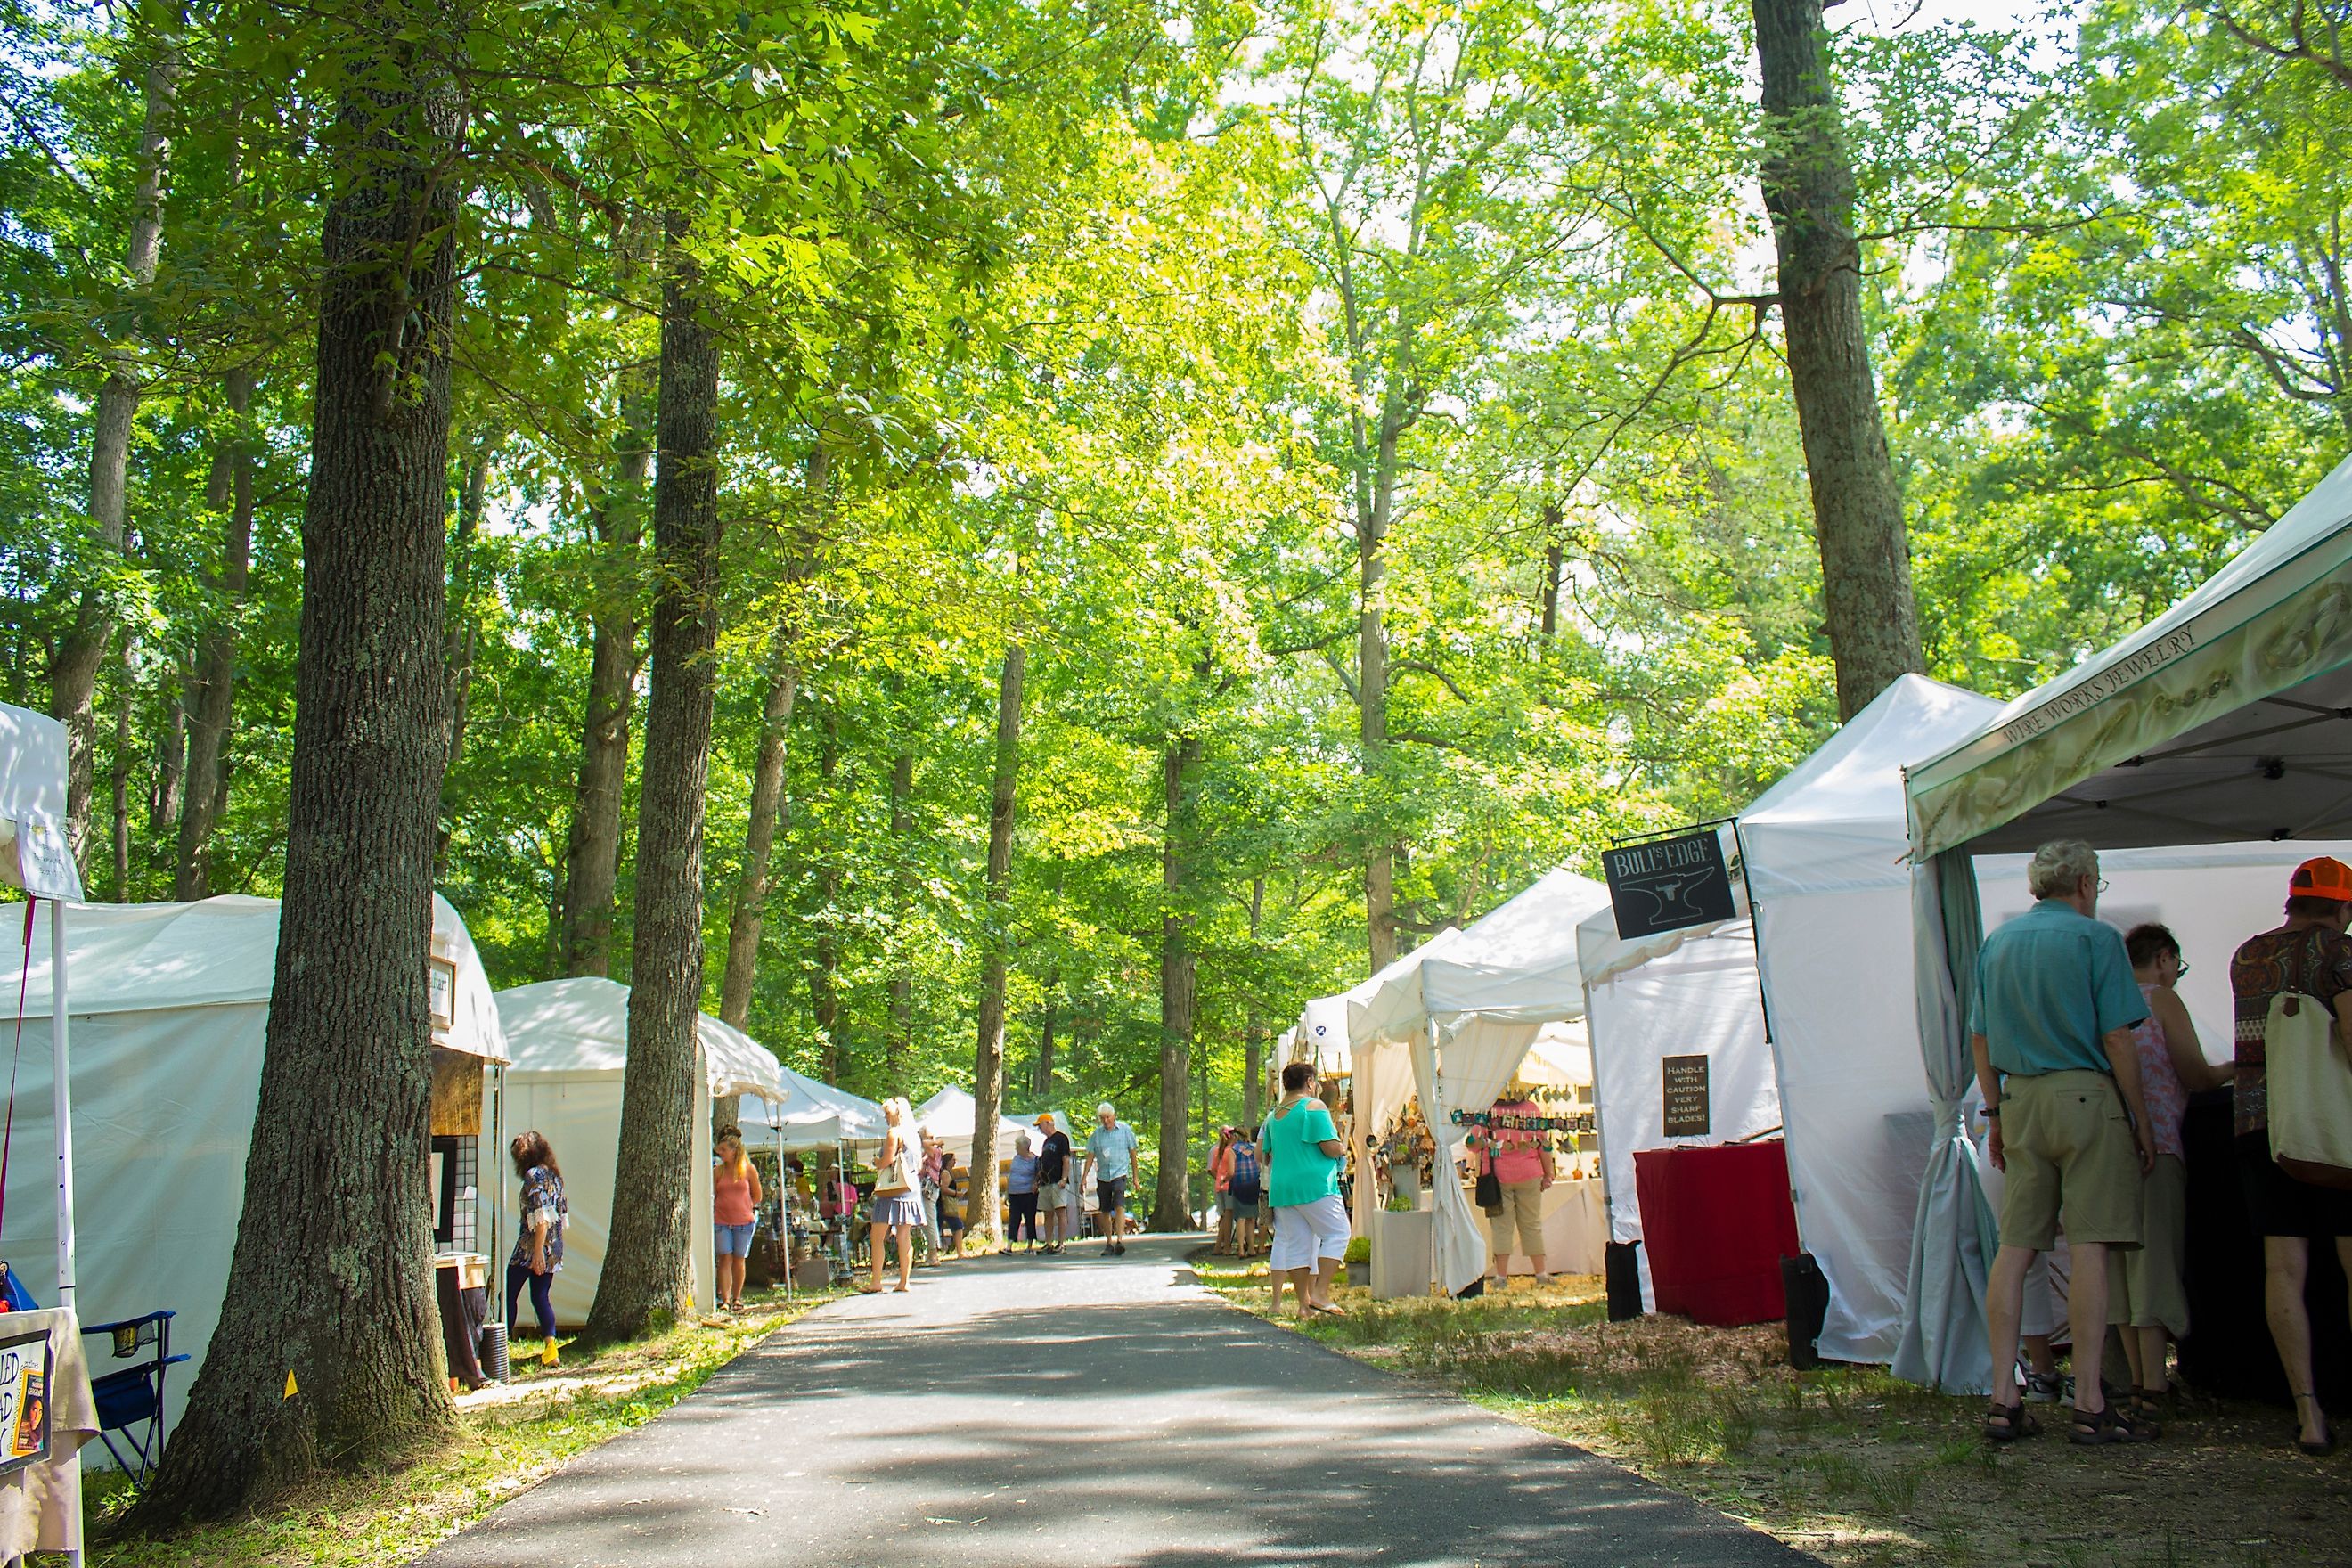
[1604,829,1735,940]
[1662,1055,1711,1139]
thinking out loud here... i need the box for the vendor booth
[494,978,782,1327]
[913,1086,1030,1166]
[1346,869,1616,1296]
[1901,449,2352,1394]
[4,892,507,1439]
[747,1064,882,1151]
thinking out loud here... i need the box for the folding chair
[83,1311,188,1488]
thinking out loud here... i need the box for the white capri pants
[1270,1195,1352,1272]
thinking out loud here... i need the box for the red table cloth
[1633,1140,1801,1327]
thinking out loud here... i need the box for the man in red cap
[2229,854,2352,1455]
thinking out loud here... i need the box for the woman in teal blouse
[1262,1060,1350,1316]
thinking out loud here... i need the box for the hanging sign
[0,1328,52,1476]
[428,956,458,1034]
[1662,1055,1711,1139]
[1604,830,1735,940]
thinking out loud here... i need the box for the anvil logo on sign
[1604,830,1735,941]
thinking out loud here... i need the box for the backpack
[1228,1142,1262,1205]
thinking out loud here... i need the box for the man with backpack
[1227,1126,1265,1256]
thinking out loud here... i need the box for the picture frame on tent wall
[428,956,458,1034]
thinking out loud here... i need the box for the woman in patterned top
[2229,856,2352,1454]
[508,1130,567,1369]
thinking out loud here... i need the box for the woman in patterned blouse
[508,1130,568,1369]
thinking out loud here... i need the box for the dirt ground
[1197,1260,2352,1567]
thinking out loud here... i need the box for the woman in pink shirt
[713,1127,764,1312]
[1474,1092,1555,1286]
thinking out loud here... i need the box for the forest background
[6,0,2349,1260]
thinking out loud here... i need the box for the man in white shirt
[1081,1101,1142,1258]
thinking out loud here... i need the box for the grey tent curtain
[1892,847,2001,1393]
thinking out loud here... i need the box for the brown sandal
[2070,1402,2159,1444]
[1982,1401,2040,1442]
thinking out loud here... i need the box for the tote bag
[2267,989,2352,1189]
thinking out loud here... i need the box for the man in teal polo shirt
[1972,838,2159,1446]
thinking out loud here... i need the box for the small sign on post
[1604,829,1736,941]
[1662,1055,1711,1139]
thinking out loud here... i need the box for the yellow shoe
[541,1336,559,1368]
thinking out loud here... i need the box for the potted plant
[1343,1236,1371,1288]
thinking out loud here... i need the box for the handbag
[874,1139,912,1196]
[1475,1170,1503,1213]
[2267,988,2352,1188]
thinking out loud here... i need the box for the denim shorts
[715,1221,757,1257]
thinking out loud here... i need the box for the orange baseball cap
[2291,857,2352,901]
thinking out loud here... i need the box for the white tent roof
[496,977,780,1099]
[13,893,509,1062]
[744,1060,883,1147]
[0,702,79,901]
[1907,451,2352,856]
[1296,927,1469,1068]
[914,1086,1030,1153]
[1514,1019,1590,1088]
[1350,867,1613,1043]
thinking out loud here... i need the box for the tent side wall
[499,1070,715,1327]
[1750,869,1932,1363]
[1584,925,1780,1253]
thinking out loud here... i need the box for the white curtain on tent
[1411,1016,1539,1294]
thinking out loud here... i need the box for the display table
[0,1307,96,1561]
[1368,1208,1433,1300]
[1633,1141,1800,1326]
[435,1254,490,1390]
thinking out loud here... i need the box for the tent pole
[50,898,73,1311]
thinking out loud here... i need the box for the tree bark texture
[150,671,184,845]
[812,710,843,1083]
[555,325,655,977]
[1753,0,1924,718]
[968,641,1025,1248]
[1155,731,1199,1229]
[1539,503,1564,642]
[176,368,256,900]
[135,21,461,1519]
[1359,404,1402,972]
[53,10,179,874]
[436,439,490,870]
[589,216,724,1342]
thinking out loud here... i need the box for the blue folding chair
[83,1311,187,1488]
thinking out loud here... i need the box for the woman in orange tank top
[714,1127,764,1311]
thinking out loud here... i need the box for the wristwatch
[1982,1106,2001,1118]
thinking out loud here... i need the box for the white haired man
[1976,838,2159,1446]
[1082,1101,1141,1258]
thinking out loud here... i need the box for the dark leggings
[1009,1192,1041,1241]
[506,1262,555,1340]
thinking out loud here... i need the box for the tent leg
[50,899,74,1311]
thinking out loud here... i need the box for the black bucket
[1781,1252,1829,1369]
[479,1322,510,1384]
[1605,1240,1644,1321]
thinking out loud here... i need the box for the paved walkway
[426,1236,1814,1567]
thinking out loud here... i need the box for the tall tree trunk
[1359,401,1403,971]
[590,216,725,1341]
[1538,502,1564,642]
[176,368,256,900]
[110,645,133,899]
[1244,877,1266,1127]
[1155,731,1199,1229]
[969,641,1025,1249]
[717,629,797,1027]
[53,6,180,873]
[1753,0,1924,718]
[151,671,184,847]
[135,15,461,1518]
[886,747,913,1085]
[436,437,490,870]
[716,445,822,1028]
[1033,977,1058,1098]
[812,709,843,1083]
[555,291,655,977]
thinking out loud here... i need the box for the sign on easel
[1662,1055,1711,1139]
[1604,830,1735,940]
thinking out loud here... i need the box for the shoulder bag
[2268,985,2352,1189]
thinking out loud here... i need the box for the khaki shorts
[2110,1154,2189,1336]
[1487,1178,1546,1259]
[1998,1069,2143,1252]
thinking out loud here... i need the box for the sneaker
[1114,1242,1127,1256]
[2023,1370,2064,1404]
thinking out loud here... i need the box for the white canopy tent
[744,1062,883,1150]
[913,1086,1030,1164]
[4,894,507,1439]
[1896,454,2352,1390]
[1348,869,1615,1295]
[494,978,781,1326]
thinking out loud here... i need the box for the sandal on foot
[1982,1401,2040,1442]
[2070,1403,2159,1445]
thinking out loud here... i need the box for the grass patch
[1200,1266,2352,1567]
[82,1288,845,1568]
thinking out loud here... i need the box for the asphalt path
[424,1234,1816,1567]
